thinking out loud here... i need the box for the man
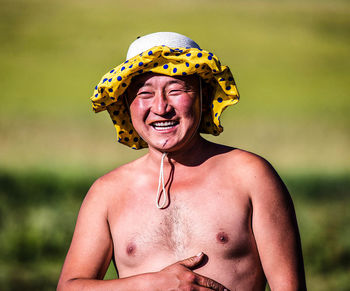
[58,32,306,290]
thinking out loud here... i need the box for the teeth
[153,121,177,126]
[152,121,178,130]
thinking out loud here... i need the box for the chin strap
[156,152,169,209]
[155,79,202,209]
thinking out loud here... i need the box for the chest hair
[154,204,193,257]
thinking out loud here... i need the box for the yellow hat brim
[91,46,239,149]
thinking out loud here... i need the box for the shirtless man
[57,32,306,291]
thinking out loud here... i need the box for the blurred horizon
[0,0,349,175]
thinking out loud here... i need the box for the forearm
[57,273,154,291]
[269,280,307,291]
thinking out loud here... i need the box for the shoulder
[229,149,276,176]
[216,147,274,174]
[219,148,286,199]
[84,155,148,206]
[204,142,275,177]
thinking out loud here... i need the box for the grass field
[0,0,349,290]
[1,0,349,173]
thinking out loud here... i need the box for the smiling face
[126,73,202,153]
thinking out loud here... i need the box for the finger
[195,287,218,291]
[178,252,205,269]
[195,273,229,291]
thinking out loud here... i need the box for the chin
[149,141,180,152]
[149,135,196,153]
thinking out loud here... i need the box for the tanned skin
[57,73,306,291]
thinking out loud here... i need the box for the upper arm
[58,178,114,284]
[244,155,306,290]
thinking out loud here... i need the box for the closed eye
[136,91,153,98]
[169,89,184,94]
[168,89,192,95]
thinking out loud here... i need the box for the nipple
[126,242,136,255]
[156,152,169,209]
[216,232,229,244]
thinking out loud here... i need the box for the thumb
[179,252,205,269]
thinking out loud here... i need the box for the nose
[151,90,172,115]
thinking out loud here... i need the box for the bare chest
[109,187,253,274]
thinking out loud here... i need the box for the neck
[146,134,210,167]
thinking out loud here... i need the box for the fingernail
[196,252,203,257]
[224,289,228,291]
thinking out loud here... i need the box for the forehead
[128,72,199,90]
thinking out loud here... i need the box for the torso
[106,146,267,290]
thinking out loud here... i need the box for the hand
[154,252,229,291]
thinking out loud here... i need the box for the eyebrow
[146,79,192,89]
[166,80,188,87]
[129,81,151,92]
[132,80,186,91]
[167,80,196,91]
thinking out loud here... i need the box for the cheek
[172,92,195,106]
[130,99,149,120]
[175,96,201,117]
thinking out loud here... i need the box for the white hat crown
[126,32,201,60]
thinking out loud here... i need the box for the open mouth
[151,120,179,130]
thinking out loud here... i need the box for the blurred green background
[0,0,349,290]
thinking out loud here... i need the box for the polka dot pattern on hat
[91,45,239,149]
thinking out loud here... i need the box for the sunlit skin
[57,73,306,291]
[126,73,203,153]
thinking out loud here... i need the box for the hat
[91,32,239,149]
